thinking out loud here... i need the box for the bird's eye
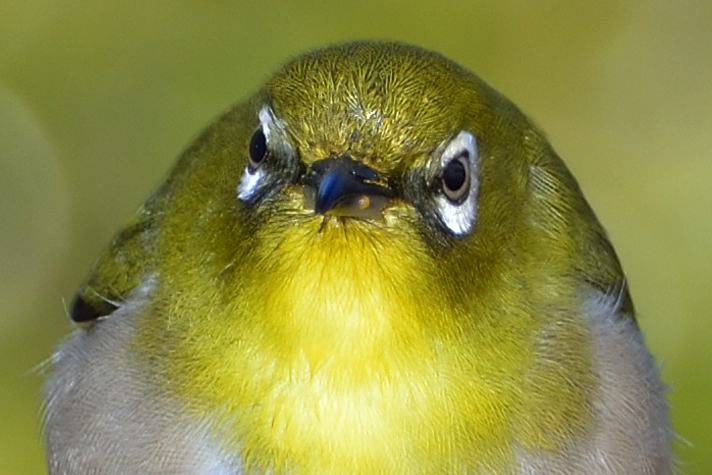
[248,128,267,170]
[442,153,470,203]
[431,130,478,236]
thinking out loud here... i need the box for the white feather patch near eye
[258,106,278,141]
[237,168,265,201]
[236,106,279,202]
[434,131,479,236]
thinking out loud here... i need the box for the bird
[43,41,672,474]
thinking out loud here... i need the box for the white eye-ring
[237,106,286,202]
[434,130,479,236]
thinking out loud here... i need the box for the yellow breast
[142,217,549,474]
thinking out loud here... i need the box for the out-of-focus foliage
[1,1,709,473]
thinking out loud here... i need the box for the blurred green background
[1,1,710,473]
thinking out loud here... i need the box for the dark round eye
[248,128,267,170]
[442,153,470,203]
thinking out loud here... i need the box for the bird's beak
[301,155,395,218]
